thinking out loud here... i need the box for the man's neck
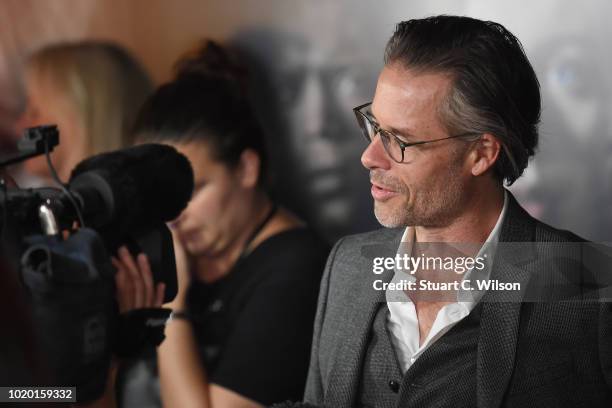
[415,185,505,244]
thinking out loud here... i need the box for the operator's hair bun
[173,40,247,91]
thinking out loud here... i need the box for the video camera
[0,125,193,402]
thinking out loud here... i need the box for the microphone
[68,143,194,232]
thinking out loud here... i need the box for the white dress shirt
[386,192,508,372]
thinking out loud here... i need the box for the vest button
[388,379,400,393]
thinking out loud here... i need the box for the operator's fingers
[154,283,166,307]
[112,256,133,313]
[137,253,155,307]
[117,246,143,309]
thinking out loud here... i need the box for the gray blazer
[304,193,612,407]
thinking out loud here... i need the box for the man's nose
[361,133,391,171]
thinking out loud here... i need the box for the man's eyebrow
[387,126,418,140]
[376,120,417,142]
[370,112,417,140]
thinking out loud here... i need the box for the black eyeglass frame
[353,101,481,163]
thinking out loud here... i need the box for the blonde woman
[15,41,152,183]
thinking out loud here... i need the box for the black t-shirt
[186,227,329,405]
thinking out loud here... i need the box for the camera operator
[114,41,329,408]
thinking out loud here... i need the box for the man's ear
[470,133,501,177]
[238,149,260,188]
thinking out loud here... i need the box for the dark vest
[358,302,482,408]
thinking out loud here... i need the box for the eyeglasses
[353,102,480,163]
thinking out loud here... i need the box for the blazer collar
[477,191,539,408]
[324,228,403,407]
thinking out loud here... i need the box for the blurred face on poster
[235,31,379,241]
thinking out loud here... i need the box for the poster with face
[232,28,381,242]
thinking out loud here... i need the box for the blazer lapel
[324,230,402,407]
[477,192,538,408]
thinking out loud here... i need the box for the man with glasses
[304,15,612,407]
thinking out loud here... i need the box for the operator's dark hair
[385,15,541,185]
[133,40,268,188]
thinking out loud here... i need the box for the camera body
[1,125,192,402]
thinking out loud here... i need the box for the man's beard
[371,161,465,228]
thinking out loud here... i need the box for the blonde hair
[26,41,153,156]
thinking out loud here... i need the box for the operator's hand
[112,246,165,313]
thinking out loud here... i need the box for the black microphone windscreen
[69,143,194,231]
